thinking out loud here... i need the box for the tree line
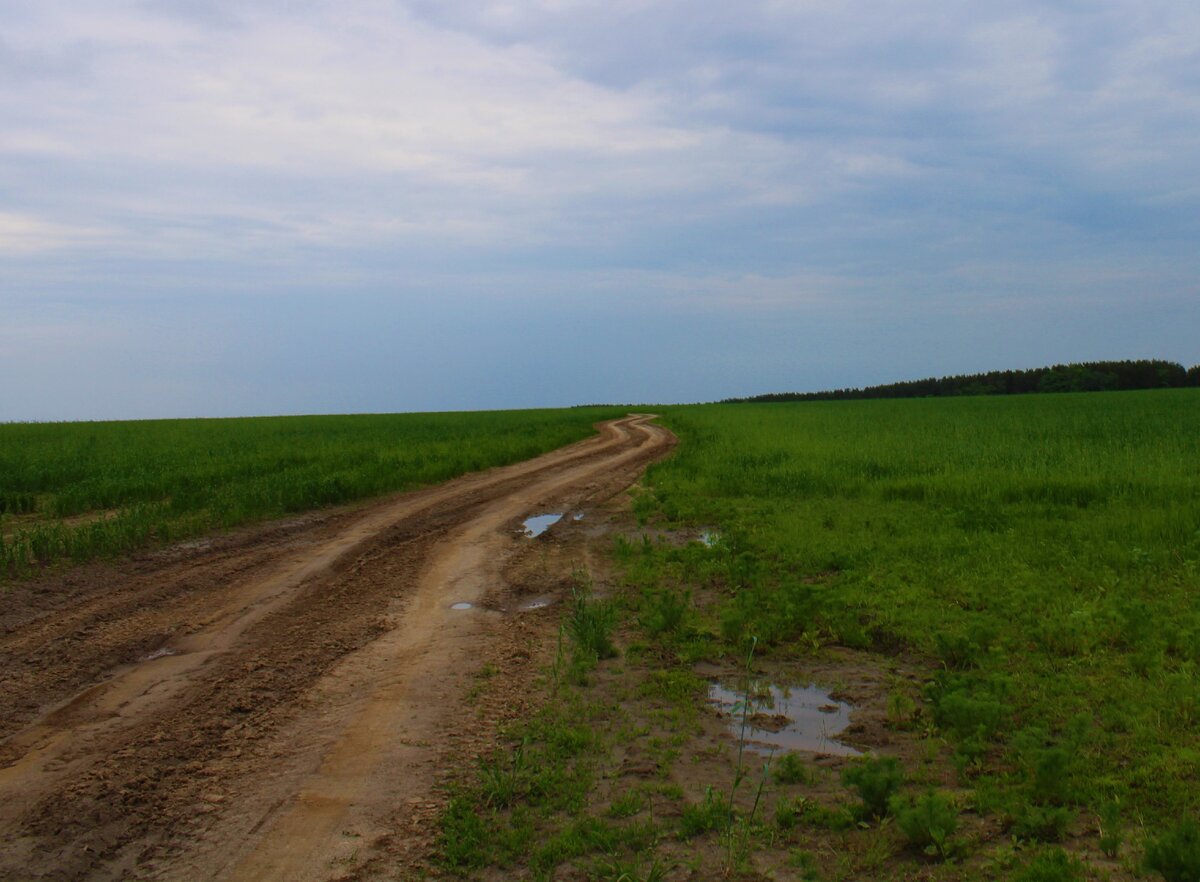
[726,360,1200,403]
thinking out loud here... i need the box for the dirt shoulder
[0,415,674,882]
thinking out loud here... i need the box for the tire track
[0,415,674,881]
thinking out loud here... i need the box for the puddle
[700,530,720,547]
[522,513,563,538]
[142,647,176,662]
[518,596,554,611]
[708,681,860,757]
[573,512,585,521]
[450,602,473,610]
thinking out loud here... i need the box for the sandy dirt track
[0,415,674,881]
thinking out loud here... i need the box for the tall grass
[0,407,624,576]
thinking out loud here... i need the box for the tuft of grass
[567,573,618,666]
[679,786,728,839]
[1144,819,1200,882]
[607,789,647,819]
[1016,847,1086,882]
[591,853,670,882]
[438,794,488,870]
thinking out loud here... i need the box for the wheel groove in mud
[0,416,673,882]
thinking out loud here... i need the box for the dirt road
[0,415,674,881]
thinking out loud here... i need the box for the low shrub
[842,756,903,820]
[891,790,959,860]
[639,588,690,637]
[773,752,810,785]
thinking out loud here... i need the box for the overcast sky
[2,1,1198,420]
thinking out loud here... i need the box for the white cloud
[1,0,1198,291]
[0,211,107,253]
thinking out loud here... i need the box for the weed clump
[841,755,903,820]
[567,574,618,665]
[592,854,668,882]
[1011,803,1074,843]
[638,587,690,637]
[774,796,800,830]
[772,752,810,785]
[679,787,728,838]
[1144,818,1200,882]
[891,790,959,860]
[1098,800,1123,858]
[438,794,488,869]
[935,621,997,670]
[1016,847,1085,882]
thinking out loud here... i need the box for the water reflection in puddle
[573,512,585,521]
[708,681,860,756]
[142,647,176,662]
[519,597,553,611]
[699,530,720,547]
[450,602,473,610]
[522,513,562,537]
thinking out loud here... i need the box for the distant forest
[726,360,1200,403]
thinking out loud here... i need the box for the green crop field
[437,389,1200,881]
[0,406,624,576]
[6,390,1200,878]
[628,389,1200,874]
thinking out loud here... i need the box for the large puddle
[522,513,563,537]
[708,681,860,757]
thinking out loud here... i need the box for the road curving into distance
[0,414,675,881]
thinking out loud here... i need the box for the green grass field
[0,407,624,575]
[6,390,1199,878]
[432,389,1200,881]
[626,389,1200,873]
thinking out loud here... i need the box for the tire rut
[0,415,674,882]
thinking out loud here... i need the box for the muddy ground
[0,415,674,882]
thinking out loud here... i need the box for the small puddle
[142,647,176,662]
[519,596,554,611]
[450,602,473,610]
[522,513,562,538]
[572,512,585,521]
[708,681,860,756]
[699,530,720,547]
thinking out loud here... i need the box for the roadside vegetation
[438,389,1200,880]
[0,407,624,577]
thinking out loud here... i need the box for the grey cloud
[1,0,1198,419]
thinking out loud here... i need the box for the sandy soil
[0,415,675,881]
